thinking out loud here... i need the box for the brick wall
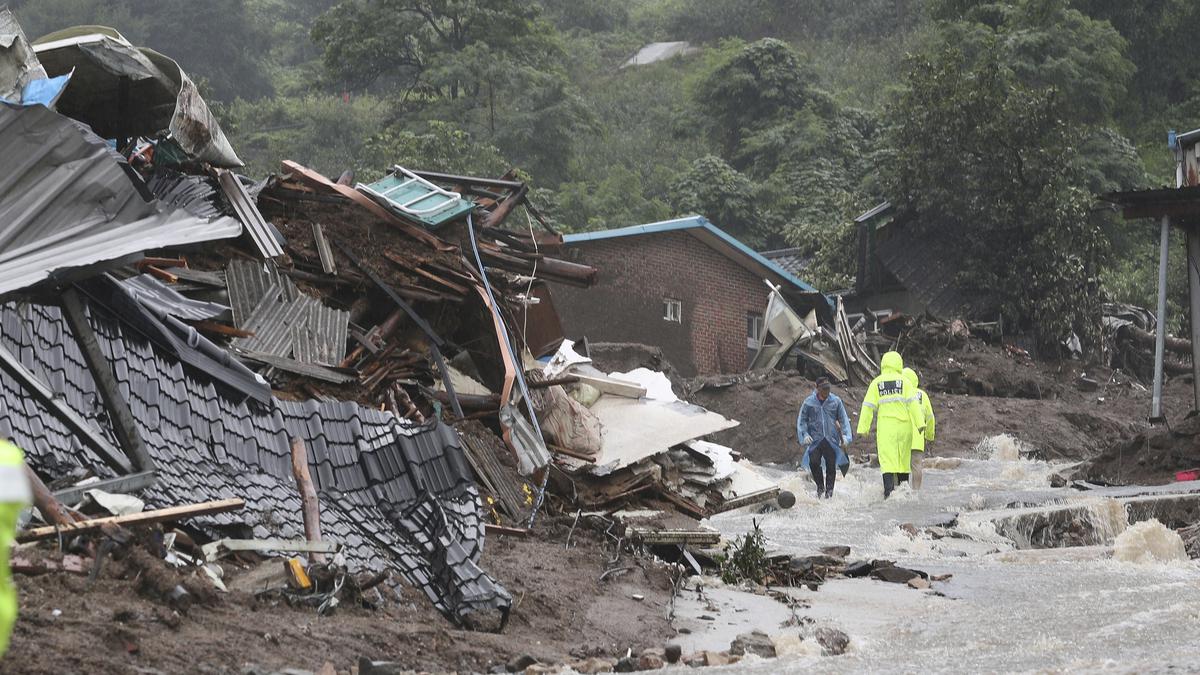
[550,230,771,376]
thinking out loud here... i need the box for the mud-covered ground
[4,517,676,675]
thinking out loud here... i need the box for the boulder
[820,545,851,559]
[664,644,682,664]
[842,560,872,578]
[871,566,925,584]
[637,650,664,670]
[816,628,850,656]
[730,631,776,658]
[508,655,539,672]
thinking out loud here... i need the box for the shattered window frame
[663,298,682,323]
[746,311,764,349]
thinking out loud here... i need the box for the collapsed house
[0,9,793,629]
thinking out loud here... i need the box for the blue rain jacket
[798,391,852,474]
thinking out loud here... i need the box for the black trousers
[810,441,838,493]
[882,472,910,498]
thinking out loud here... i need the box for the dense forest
[13,0,1200,344]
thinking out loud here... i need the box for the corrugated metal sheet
[239,350,356,384]
[226,260,297,327]
[0,104,241,298]
[293,301,349,366]
[0,298,510,624]
[146,169,222,219]
[234,288,312,357]
[217,169,285,259]
[121,274,229,322]
[228,261,347,366]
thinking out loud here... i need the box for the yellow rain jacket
[857,352,925,473]
[903,367,936,452]
[0,439,30,657]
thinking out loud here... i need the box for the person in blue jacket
[798,377,852,499]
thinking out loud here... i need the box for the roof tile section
[0,103,242,298]
[0,298,509,625]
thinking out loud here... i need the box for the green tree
[670,155,764,245]
[884,42,1108,348]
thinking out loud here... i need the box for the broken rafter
[289,437,326,563]
[0,342,132,474]
[60,286,156,473]
[333,240,465,419]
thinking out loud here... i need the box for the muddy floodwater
[700,439,1200,673]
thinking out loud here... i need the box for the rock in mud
[508,655,539,672]
[790,554,843,570]
[842,560,872,577]
[730,631,776,658]
[871,566,926,584]
[899,523,919,537]
[638,649,665,670]
[703,651,735,666]
[570,657,615,673]
[358,658,406,675]
[664,644,682,664]
[816,628,850,656]
[820,545,851,558]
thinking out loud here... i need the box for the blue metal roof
[563,216,822,295]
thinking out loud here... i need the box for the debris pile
[1,10,799,649]
[0,8,621,630]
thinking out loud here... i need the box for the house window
[747,312,764,349]
[663,298,682,323]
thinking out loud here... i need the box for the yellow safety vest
[0,439,31,659]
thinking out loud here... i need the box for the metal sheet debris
[33,25,242,166]
[0,104,242,298]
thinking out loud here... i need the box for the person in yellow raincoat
[0,439,31,657]
[903,367,936,491]
[857,352,926,498]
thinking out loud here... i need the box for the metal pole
[1189,228,1200,412]
[1152,215,1170,420]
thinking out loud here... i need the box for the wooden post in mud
[290,437,326,564]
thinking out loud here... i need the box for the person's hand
[803,436,812,445]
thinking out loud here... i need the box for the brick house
[550,216,826,376]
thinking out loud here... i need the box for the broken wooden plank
[484,524,529,537]
[189,320,255,338]
[571,373,647,399]
[709,487,781,515]
[311,222,337,275]
[201,538,340,563]
[18,499,246,542]
[628,528,721,546]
